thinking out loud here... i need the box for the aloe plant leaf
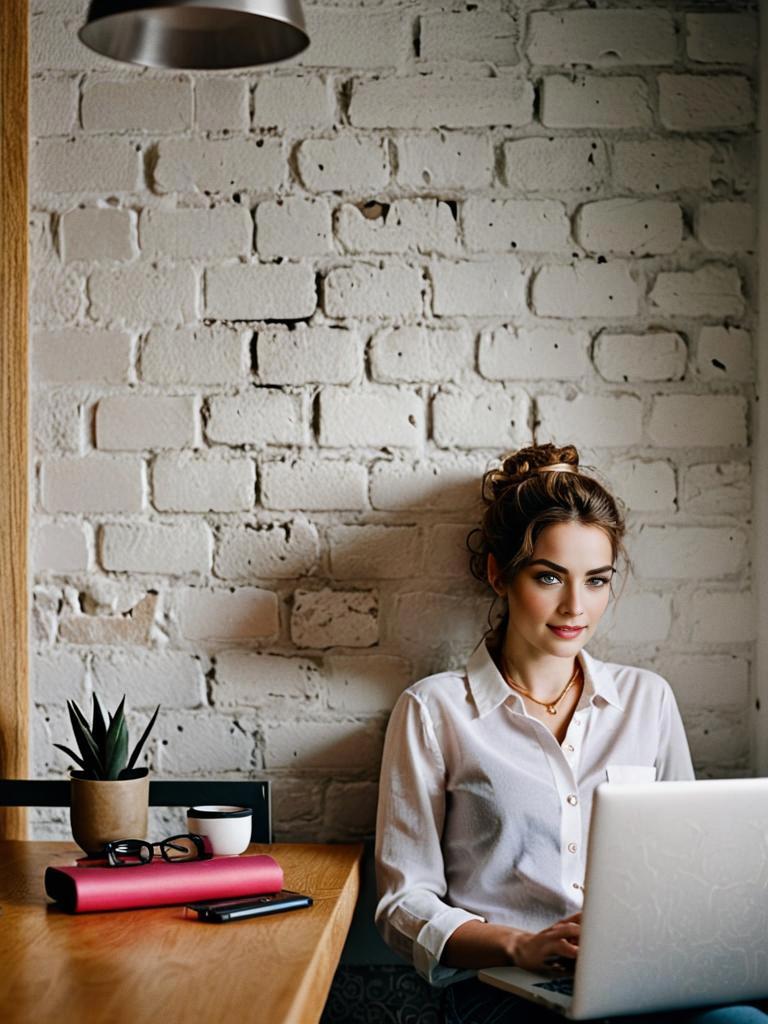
[126,704,160,770]
[53,744,88,771]
[104,697,128,780]
[67,700,104,776]
[91,693,107,752]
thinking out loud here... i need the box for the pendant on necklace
[547,705,557,715]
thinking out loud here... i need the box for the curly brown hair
[467,442,627,590]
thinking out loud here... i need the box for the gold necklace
[501,657,581,715]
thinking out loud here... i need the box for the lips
[548,625,586,639]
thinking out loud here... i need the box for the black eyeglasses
[103,832,213,867]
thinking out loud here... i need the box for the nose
[558,582,584,618]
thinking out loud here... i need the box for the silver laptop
[479,778,768,1019]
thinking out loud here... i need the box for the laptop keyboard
[534,977,575,996]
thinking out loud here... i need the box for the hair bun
[484,444,579,500]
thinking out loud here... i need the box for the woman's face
[491,521,615,660]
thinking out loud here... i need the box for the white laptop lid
[571,778,768,1019]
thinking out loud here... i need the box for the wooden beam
[0,0,28,840]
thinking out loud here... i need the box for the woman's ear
[487,553,505,596]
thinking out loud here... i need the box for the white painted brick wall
[29,2,759,838]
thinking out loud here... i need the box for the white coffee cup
[186,805,252,856]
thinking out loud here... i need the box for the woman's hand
[510,912,581,973]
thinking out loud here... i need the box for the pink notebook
[45,854,284,913]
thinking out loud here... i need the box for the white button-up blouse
[375,642,695,986]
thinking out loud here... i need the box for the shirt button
[567,842,577,854]
[566,794,578,806]
[572,882,583,891]
[565,744,575,753]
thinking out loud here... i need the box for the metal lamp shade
[79,0,309,69]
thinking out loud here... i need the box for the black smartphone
[186,890,313,922]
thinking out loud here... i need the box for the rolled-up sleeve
[656,682,695,781]
[375,691,483,985]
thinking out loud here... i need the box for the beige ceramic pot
[70,769,150,855]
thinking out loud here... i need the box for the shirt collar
[466,642,625,718]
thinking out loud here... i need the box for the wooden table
[0,840,363,1024]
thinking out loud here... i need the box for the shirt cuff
[413,907,485,987]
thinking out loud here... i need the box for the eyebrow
[529,559,616,576]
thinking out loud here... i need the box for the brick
[215,519,319,580]
[30,74,78,136]
[260,458,367,512]
[264,719,382,772]
[96,396,200,451]
[319,388,423,449]
[215,651,322,708]
[297,137,389,193]
[152,453,255,512]
[479,326,590,381]
[697,326,751,382]
[324,781,381,835]
[30,5,115,71]
[82,77,192,132]
[431,257,525,317]
[32,650,88,706]
[100,521,212,574]
[686,14,757,66]
[30,264,84,326]
[575,199,682,256]
[612,139,715,194]
[396,592,487,653]
[59,593,157,646]
[657,656,749,710]
[291,589,378,649]
[503,137,607,194]
[426,523,473,579]
[608,458,676,512]
[648,395,747,448]
[33,391,82,454]
[697,202,755,252]
[32,584,60,646]
[632,525,747,579]
[176,587,279,641]
[139,207,253,259]
[154,138,284,195]
[349,76,534,130]
[206,391,305,446]
[253,76,334,131]
[370,456,485,512]
[329,525,422,580]
[604,592,672,647]
[529,9,674,66]
[324,264,423,319]
[89,264,198,326]
[396,132,494,191]
[335,200,460,256]
[256,197,332,258]
[537,394,642,447]
[728,136,757,193]
[60,208,137,262]
[433,388,527,450]
[420,12,519,64]
[257,326,361,385]
[685,710,749,768]
[325,654,411,714]
[593,332,686,383]
[463,198,569,253]
[371,326,474,383]
[205,263,316,320]
[195,77,249,132]
[300,8,410,68]
[32,138,141,194]
[532,261,639,318]
[269,779,323,835]
[541,75,651,129]
[691,591,754,645]
[650,265,744,318]
[33,328,132,385]
[140,326,248,385]
[681,462,750,517]
[42,458,144,513]
[157,710,254,774]
[92,650,207,709]
[34,521,91,573]
[658,75,753,131]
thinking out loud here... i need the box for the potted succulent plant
[54,695,160,855]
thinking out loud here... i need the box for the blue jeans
[443,978,768,1024]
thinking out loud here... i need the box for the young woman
[375,443,767,1024]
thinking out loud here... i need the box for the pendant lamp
[79,0,309,70]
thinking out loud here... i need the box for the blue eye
[588,576,611,588]
[536,573,561,585]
